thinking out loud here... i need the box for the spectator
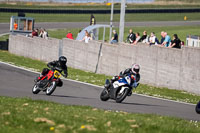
[43,29,48,39]
[169,34,181,49]
[39,29,44,38]
[66,31,74,40]
[32,29,38,37]
[39,29,48,39]
[111,30,118,44]
[14,21,18,30]
[160,31,165,44]
[148,32,159,45]
[138,30,149,43]
[161,32,171,47]
[134,32,141,45]
[81,30,92,43]
[126,29,136,44]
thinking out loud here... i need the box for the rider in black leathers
[36,56,68,87]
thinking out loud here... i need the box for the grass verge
[0,50,200,104]
[0,12,200,23]
[0,34,9,41]
[0,96,200,133]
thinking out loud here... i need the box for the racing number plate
[54,70,61,78]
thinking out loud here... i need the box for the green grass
[0,50,200,104]
[1,2,200,9]
[47,25,200,43]
[0,34,9,41]
[0,12,200,23]
[1,96,200,133]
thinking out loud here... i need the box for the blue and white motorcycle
[100,74,139,103]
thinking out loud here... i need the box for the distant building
[186,35,200,47]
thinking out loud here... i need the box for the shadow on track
[121,102,165,107]
[42,94,97,100]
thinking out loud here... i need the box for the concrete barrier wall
[9,34,200,94]
[9,35,60,62]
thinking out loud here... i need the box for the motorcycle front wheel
[32,84,40,94]
[46,81,57,95]
[115,88,129,103]
[195,101,200,114]
[100,88,110,101]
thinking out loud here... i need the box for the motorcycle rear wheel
[46,81,57,95]
[100,88,110,101]
[195,101,200,114]
[115,88,129,103]
[32,84,40,94]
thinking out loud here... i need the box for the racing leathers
[111,68,140,88]
[36,60,68,87]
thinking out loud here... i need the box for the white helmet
[131,63,140,74]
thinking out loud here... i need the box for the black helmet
[59,56,67,66]
[131,63,140,74]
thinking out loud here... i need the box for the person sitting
[133,32,141,45]
[169,34,181,49]
[138,31,149,43]
[161,32,171,47]
[126,29,136,44]
[81,30,92,43]
[66,31,74,40]
[111,30,118,44]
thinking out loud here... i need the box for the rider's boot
[127,91,132,96]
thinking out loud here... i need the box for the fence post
[58,39,63,57]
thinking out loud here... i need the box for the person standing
[138,31,149,43]
[81,30,92,43]
[14,21,18,30]
[126,29,136,44]
[161,32,171,47]
[111,30,118,44]
[169,34,181,49]
[148,32,159,45]
[66,31,74,40]
[133,32,141,45]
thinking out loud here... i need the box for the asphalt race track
[1,21,200,35]
[0,62,199,121]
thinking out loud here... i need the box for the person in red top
[66,31,73,40]
[32,29,38,37]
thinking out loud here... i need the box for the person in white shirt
[81,30,92,43]
[39,28,48,40]
[148,32,157,45]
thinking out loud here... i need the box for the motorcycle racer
[35,56,68,87]
[110,63,140,91]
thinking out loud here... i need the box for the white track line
[0,33,9,37]
[0,61,196,106]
